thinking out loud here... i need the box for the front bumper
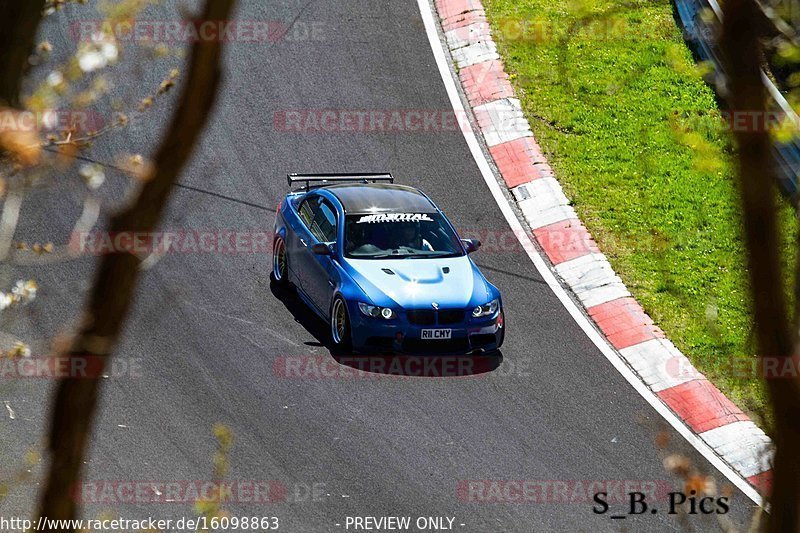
[348,304,504,355]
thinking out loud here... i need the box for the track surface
[0,0,757,531]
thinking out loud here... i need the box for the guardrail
[674,0,800,199]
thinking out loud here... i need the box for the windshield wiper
[370,252,409,259]
[370,251,459,259]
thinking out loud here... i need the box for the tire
[330,296,352,353]
[272,236,288,285]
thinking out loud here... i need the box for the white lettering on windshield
[356,213,434,224]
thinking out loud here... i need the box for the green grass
[482,0,798,427]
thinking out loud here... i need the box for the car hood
[345,255,490,309]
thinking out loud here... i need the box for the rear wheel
[272,236,288,285]
[330,296,352,353]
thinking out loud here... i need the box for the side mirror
[462,238,482,254]
[311,243,332,255]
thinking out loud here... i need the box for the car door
[305,198,340,314]
[288,195,321,295]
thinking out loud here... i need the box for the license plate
[421,329,452,340]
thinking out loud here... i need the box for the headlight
[472,298,499,318]
[358,302,396,319]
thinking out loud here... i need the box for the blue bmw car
[272,173,504,355]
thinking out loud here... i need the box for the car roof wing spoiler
[287,173,394,191]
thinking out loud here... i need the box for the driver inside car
[392,222,434,252]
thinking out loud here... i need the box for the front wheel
[330,296,352,353]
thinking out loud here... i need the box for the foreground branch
[720,0,800,530]
[0,0,45,107]
[36,0,236,528]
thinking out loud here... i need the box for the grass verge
[482,0,798,427]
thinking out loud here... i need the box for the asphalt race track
[0,0,758,531]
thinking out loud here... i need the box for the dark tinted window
[311,199,338,242]
[298,196,320,228]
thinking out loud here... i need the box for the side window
[298,196,320,228]
[311,199,338,242]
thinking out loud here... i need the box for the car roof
[322,183,438,214]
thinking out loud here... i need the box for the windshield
[344,212,464,259]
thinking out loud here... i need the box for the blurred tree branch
[0,0,45,108]
[720,0,800,530]
[35,0,236,528]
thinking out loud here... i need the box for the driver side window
[298,196,320,228]
[311,199,338,242]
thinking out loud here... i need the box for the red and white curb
[430,0,773,497]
